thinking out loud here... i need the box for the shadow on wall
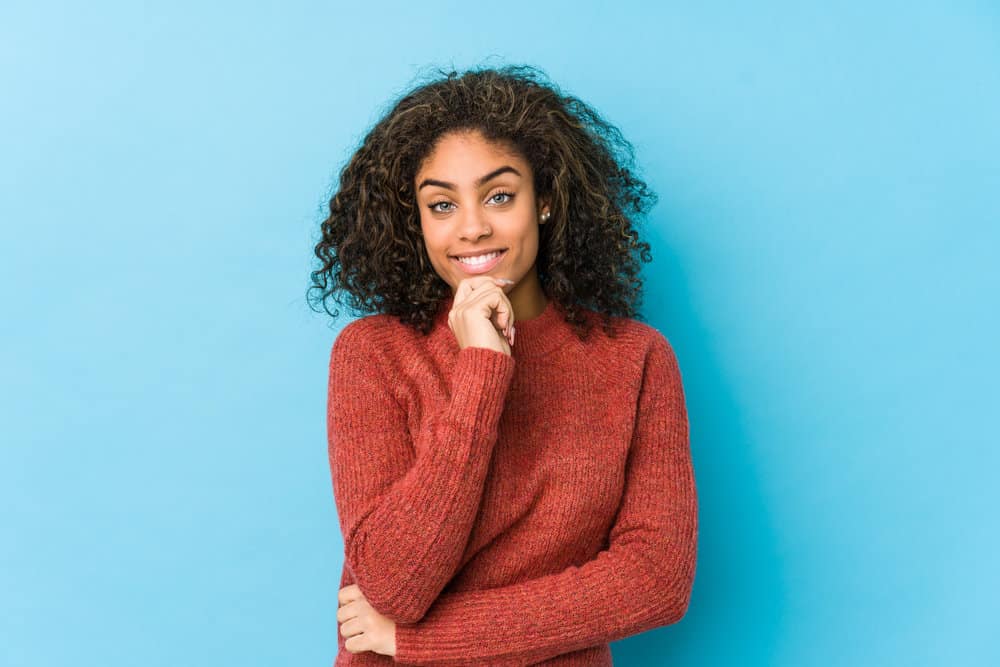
[610,208,786,665]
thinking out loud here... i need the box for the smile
[450,249,508,274]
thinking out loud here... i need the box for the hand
[337,584,397,657]
[449,276,516,354]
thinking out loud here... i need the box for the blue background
[2,1,997,665]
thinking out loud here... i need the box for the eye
[428,201,454,213]
[488,190,515,205]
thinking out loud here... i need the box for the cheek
[518,224,540,253]
[419,225,452,271]
[418,219,440,252]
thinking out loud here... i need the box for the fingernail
[511,326,516,346]
[495,278,514,285]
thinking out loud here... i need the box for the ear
[538,196,552,223]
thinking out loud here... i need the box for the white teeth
[456,251,503,265]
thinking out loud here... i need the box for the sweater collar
[428,293,577,359]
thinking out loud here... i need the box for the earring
[541,211,550,222]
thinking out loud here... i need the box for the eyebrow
[417,165,522,192]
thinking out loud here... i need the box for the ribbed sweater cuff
[445,346,516,431]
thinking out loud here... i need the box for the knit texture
[327,294,697,666]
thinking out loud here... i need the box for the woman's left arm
[390,333,698,667]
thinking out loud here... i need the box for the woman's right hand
[448,276,516,355]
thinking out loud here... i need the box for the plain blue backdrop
[2,1,997,665]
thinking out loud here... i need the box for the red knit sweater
[327,294,697,666]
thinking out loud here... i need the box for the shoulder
[576,307,676,360]
[580,314,687,410]
[569,308,680,385]
[620,318,680,378]
[330,312,415,364]
[333,312,394,346]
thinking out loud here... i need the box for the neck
[510,277,547,320]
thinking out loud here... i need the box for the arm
[392,332,697,666]
[328,320,516,625]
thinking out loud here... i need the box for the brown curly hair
[308,63,657,338]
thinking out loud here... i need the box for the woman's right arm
[327,318,516,626]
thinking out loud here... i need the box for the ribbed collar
[427,293,578,359]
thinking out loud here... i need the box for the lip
[450,249,508,275]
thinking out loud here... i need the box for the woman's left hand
[337,584,397,657]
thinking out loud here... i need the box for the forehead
[416,130,528,177]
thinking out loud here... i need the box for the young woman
[309,64,698,666]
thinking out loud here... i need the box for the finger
[339,616,364,639]
[336,601,359,623]
[486,281,515,331]
[344,633,368,654]
[452,280,473,307]
[338,584,362,607]
[453,276,502,306]
[454,278,510,327]
[468,284,513,334]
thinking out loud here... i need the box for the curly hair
[308,63,657,339]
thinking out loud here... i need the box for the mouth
[449,248,508,275]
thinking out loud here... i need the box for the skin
[337,584,396,657]
[336,130,552,656]
[415,129,550,322]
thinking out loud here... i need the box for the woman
[309,64,698,666]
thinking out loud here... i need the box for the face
[414,129,550,311]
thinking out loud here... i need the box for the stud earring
[541,211,550,222]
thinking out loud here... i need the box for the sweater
[326,293,698,666]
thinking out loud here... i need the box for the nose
[457,205,492,241]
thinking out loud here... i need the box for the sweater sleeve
[392,332,697,666]
[327,319,517,625]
